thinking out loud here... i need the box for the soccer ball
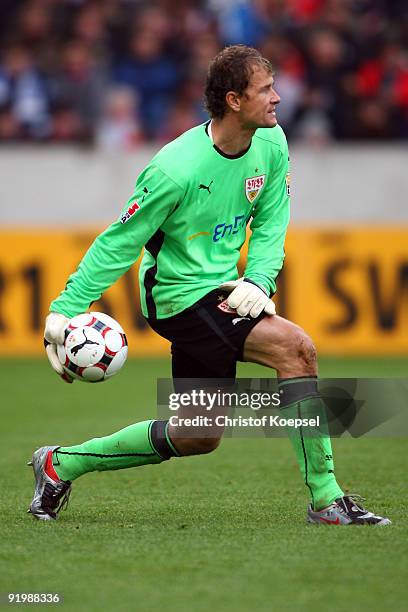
[57,312,128,382]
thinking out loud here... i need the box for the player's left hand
[44,312,74,383]
[218,278,276,318]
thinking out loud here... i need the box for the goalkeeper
[28,45,390,526]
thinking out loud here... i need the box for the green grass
[1,357,407,612]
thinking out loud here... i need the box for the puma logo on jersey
[198,180,213,194]
[141,186,150,202]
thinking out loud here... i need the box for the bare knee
[244,316,317,376]
[286,328,317,374]
[262,324,317,375]
[295,330,317,369]
[193,437,221,455]
[170,435,222,457]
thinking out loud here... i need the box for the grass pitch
[1,357,407,612]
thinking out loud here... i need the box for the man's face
[235,65,281,128]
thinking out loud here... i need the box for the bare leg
[243,315,317,376]
[243,314,344,511]
[168,390,229,456]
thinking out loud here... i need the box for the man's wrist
[243,278,269,296]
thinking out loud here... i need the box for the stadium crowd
[0,0,407,148]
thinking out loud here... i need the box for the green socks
[53,420,179,482]
[279,378,344,510]
[51,380,343,512]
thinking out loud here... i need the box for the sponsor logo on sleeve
[245,174,265,203]
[120,201,140,224]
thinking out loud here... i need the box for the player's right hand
[218,278,276,318]
[44,312,73,383]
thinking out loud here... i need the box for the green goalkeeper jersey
[51,122,290,319]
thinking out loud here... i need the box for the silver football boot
[307,494,391,525]
[27,446,72,521]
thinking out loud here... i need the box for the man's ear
[225,91,241,113]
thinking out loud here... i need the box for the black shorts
[147,289,266,387]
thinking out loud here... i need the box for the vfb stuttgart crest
[245,175,265,203]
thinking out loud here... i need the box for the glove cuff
[243,278,268,295]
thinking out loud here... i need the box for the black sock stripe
[150,420,177,460]
[147,420,154,454]
[297,403,314,507]
[278,375,317,384]
[279,377,319,408]
[55,450,156,458]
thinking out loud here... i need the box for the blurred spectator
[354,42,408,138]
[287,0,325,24]
[72,2,111,64]
[190,32,221,77]
[350,99,395,140]
[0,0,406,145]
[96,86,143,151]
[158,74,209,141]
[0,45,50,139]
[50,40,106,134]
[16,1,53,53]
[261,35,305,135]
[299,28,352,140]
[216,0,272,48]
[49,102,89,143]
[0,106,22,141]
[114,10,181,139]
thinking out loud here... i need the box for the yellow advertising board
[280,228,408,354]
[0,228,407,356]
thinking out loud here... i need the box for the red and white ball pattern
[57,312,128,382]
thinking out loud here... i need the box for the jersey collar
[204,121,252,160]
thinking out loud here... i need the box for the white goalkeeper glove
[44,312,73,383]
[218,278,276,318]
